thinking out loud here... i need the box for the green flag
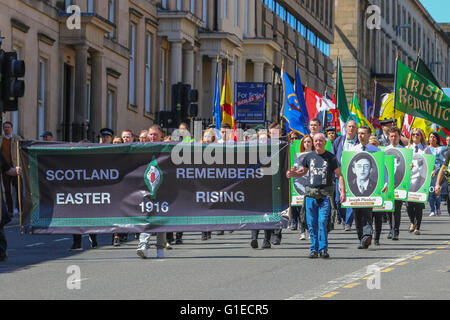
[336,58,350,124]
[416,58,441,89]
[349,93,376,133]
[395,59,450,129]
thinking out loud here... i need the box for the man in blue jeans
[287,134,346,259]
[332,120,358,231]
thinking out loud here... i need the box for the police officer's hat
[100,128,114,137]
[324,127,337,133]
[380,118,395,126]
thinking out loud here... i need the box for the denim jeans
[429,192,441,213]
[138,232,166,250]
[335,179,353,226]
[305,197,331,253]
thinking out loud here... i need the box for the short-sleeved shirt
[301,151,340,189]
[444,147,450,167]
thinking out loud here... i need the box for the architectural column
[74,44,89,141]
[247,0,256,37]
[90,51,104,139]
[253,60,265,82]
[170,40,184,85]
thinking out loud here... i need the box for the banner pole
[16,142,22,233]
[393,53,399,125]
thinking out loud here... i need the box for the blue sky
[420,0,450,22]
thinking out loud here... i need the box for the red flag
[305,88,323,120]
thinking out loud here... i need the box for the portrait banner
[341,151,385,208]
[407,153,435,203]
[381,147,413,200]
[290,140,307,206]
[20,141,289,234]
[373,155,395,212]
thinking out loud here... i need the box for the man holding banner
[287,133,346,259]
[347,126,383,249]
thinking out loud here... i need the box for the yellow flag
[379,93,404,129]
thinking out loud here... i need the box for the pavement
[0,206,449,301]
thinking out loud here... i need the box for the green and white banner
[290,140,306,207]
[395,59,450,129]
[374,155,395,212]
[382,147,413,200]
[341,151,385,208]
[407,153,435,203]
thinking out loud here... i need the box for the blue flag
[295,67,310,133]
[282,72,308,136]
[213,70,221,131]
[364,99,374,123]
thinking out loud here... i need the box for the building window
[203,0,208,27]
[87,0,95,13]
[177,0,182,10]
[107,89,115,130]
[160,48,166,111]
[108,0,116,39]
[235,0,240,26]
[145,33,152,114]
[38,59,47,139]
[191,0,195,14]
[224,0,228,19]
[129,22,137,107]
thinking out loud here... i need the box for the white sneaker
[156,249,165,259]
[136,244,148,259]
[429,212,435,217]
[299,233,306,240]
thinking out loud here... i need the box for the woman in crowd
[200,128,217,241]
[428,132,447,216]
[297,135,314,240]
[406,129,431,235]
[288,131,301,231]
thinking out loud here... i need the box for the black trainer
[309,252,319,259]
[250,239,258,249]
[319,251,330,259]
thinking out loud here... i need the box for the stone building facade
[332,0,450,105]
[0,0,335,141]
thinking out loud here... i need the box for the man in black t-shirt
[0,152,23,262]
[287,134,346,259]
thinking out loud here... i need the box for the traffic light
[0,50,25,112]
[171,83,199,126]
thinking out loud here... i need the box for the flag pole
[393,52,399,125]
[213,55,220,127]
[408,49,423,132]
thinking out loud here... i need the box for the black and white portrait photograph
[385,148,406,188]
[347,153,379,197]
[409,154,428,193]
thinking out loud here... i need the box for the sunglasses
[412,133,421,137]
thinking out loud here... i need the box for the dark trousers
[387,201,402,236]
[251,230,272,241]
[407,202,425,230]
[73,234,97,245]
[0,200,10,258]
[167,232,183,243]
[2,173,18,214]
[372,213,383,241]
[354,208,373,241]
